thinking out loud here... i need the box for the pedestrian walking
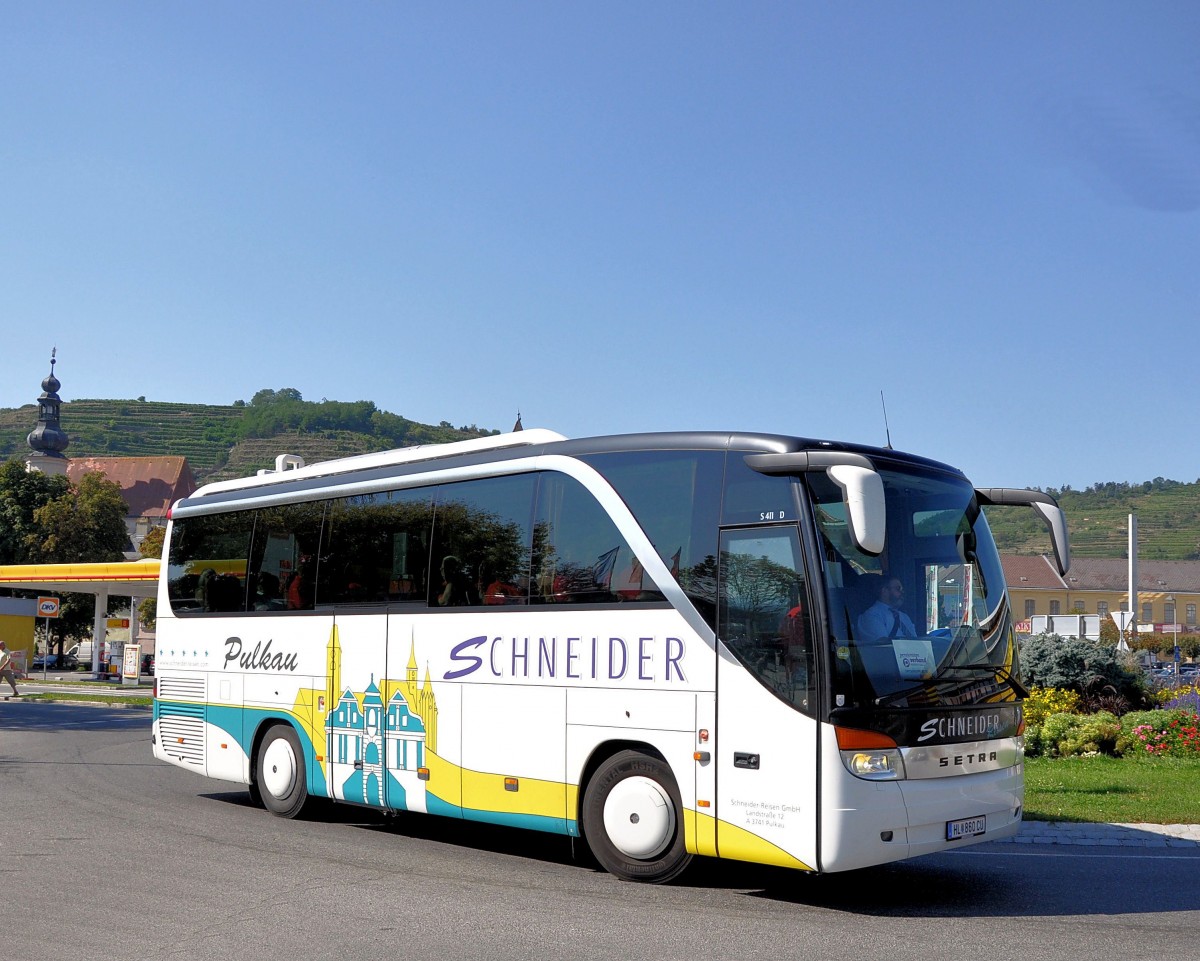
[0,640,21,696]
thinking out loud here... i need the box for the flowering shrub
[1116,709,1200,757]
[1026,710,1120,758]
[1156,685,1200,713]
[1024,687,1080,727]
[1022,688,1083,756]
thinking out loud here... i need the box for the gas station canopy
[0,559,160,596]
[0,559,160,675]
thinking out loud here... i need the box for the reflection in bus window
[719,526,814,715]
[167,511,255,615]
[319,489,433,606]
[430,474,536,607]
[534,473,663,605]
[248,503,326,612]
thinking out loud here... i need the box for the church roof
[66,456,197,518]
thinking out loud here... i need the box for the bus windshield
[807,465,1017,710]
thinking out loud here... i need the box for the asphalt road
[3,701,1198,961]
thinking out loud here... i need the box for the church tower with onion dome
[25,348,71,476]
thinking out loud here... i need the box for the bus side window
[718,525,815,715]
[319,489,433,606]
[533,472,662,605]
[248,502,326,612]
[429,474,536,608]
[167,511,256,615]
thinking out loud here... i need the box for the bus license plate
[946,815,986,841]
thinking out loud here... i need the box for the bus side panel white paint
[461,684,567,783]
[566,687,697,733]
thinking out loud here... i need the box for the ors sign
[37,596,61,617]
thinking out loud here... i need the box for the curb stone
[997,821,1200,847]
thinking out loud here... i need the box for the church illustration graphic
[322,627,439,812]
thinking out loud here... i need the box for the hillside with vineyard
[0,389,498,483]
[3,392,1198,559]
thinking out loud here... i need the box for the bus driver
[857,575,917,642]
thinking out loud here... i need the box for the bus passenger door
[714,526,819,872]
[323,611,390,808]
[385,614,457,817]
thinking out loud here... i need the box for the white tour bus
[152,427,1069,882]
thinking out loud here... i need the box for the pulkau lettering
[223,636,299,673]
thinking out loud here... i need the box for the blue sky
[2,3,1197,491]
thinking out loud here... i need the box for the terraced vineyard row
[5,396,1200,559]
[3,399,247,472]
[0,397,486,484]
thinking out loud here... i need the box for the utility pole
[1128,513,1138,655]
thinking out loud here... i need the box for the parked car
[32,643,80,670]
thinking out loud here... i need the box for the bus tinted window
[320,488,433,606]
[718,525,815,715]
[533,472,663,605]
[167,511,256,615]
[430,474,537,607]
[722,456,799,526]
[248,502,327,611]
[580,450,721,626]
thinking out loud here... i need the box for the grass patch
[1024,755,1200,823]
[20,692,152,708]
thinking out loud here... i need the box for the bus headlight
[834,726,906,780]
[841,748,905,780]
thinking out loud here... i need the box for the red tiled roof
[1002,554,1200,593]
[66,456,197,518]
[1064,556,1200,594]
[1000,555,1066,590]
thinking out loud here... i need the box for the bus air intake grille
[158,709,206,768]
[157,675,206,701]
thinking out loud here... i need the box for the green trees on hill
[234,388,496,448]
[985,477,1200,561]
[0,388,499,481]
[0,460,131,647]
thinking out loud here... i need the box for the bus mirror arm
[974,488,1071,577]
[745,452,886,556]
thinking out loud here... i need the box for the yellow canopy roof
[0,559,160,596]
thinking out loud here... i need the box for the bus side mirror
[1031,501,1071,577]
[828,465,886,556]
[975,488,1071,577]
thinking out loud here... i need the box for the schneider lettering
[917,713,1004,743]
[444,634,686,683]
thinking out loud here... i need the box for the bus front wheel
[582,750,692,883]
[256,725,308,819]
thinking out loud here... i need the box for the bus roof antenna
[880,391,893,449]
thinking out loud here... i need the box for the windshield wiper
[940,662,1030,699]
[873,662,1028,707]
[874,682,934,707]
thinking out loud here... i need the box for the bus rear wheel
[582,750,692,883]
[256,724,308,819]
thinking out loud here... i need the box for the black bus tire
[582,750,692,883]
[256,724,309,819]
